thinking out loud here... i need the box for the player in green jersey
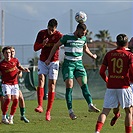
[45,23,100,120]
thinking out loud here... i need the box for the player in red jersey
[95,34,133,133]
[0,46,30,124]
[10,46,29,123]
[110,37,133,126]
[34,18,62,121]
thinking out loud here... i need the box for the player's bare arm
[83,43,97,59]
[18,65,30,72]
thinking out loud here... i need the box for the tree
[95,30,112,42]
[95,44,107,68]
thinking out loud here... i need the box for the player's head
[2,46,11,61]
[116,34,128,47]
[10,46,15,58]
[75,23,87,38]
[47,18,58,35]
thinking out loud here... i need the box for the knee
[81,76,87,85]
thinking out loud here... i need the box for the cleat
[35,106,43,113]
[110,113,121,126]
[89,105,100,113]
[69,112,77,120]
[1,119,9,124]
[9,119,13,124]
[21,116,30,123]
[45,111,51,121]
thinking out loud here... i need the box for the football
[75,11,87,23]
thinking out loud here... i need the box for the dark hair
[116,34,128,47]
[76,23,87,31]
[2,46,11,54]
[48,18,58,28]
[10,46,15,50]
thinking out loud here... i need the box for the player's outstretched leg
[81,84,100,113]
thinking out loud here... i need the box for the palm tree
[95,30,112,42]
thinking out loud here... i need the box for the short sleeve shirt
[102,47,133,88]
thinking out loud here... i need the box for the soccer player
[110,37,133,126]
[45,23,100,120]
[10,46,29,123]
[0,46,30,124]
[34,18,63,121]
[95,34,133,133]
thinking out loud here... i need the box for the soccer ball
[75,11,87,23]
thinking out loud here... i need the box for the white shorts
[103,88,133,109]
[38,60,59,80]
[130,83,133,92]
[2,84,19,96]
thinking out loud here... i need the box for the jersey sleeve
[60,35,67,45]
[34,30,45,51]
[102,53,108,66]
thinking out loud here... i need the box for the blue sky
[0,0,132,45]
[0,0,132,64]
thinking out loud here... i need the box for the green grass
[0,99,126,133]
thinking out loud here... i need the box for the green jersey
[60,33,87,61]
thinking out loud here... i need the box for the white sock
[2,115,6,120]
[89,103,93,108]
[68,109,74,114]
[9,115,13,120]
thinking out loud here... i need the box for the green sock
[81,84,92,105]
[65,88,73,110]
[6,113,9,119]
[20,107,25,117]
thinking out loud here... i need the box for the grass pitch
[0,99,126,133]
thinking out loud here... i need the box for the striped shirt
[60,33,86,61]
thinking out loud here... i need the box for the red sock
[2,99,10,115]
[46,92,55,112]
[95,121,103,132]
[37,87,44,107]
[125,126,132,133]
[10,99,18,115]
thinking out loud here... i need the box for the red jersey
[102,47,133,89]
[34,29,62,62]
[0,58,20,85]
